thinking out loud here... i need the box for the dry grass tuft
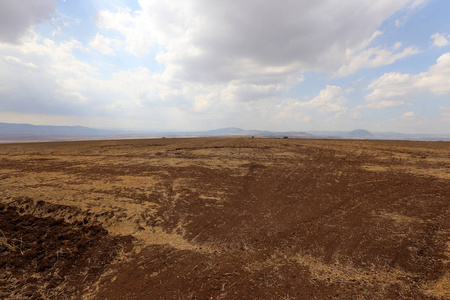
[422,272,450,299]
[0,237,15,251]
[362,164,450,180]
[0,230,15,251]
[292,253,410,286]
[377,211,424,224]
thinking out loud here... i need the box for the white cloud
[394,0,429,27]
[409,0,429,9]
[90,33,115,55]
[440,106,450,122]
[1,55,37,68]
[0,0,57,43]
[0,31,238,125]
[431,33,450,47]
[365,52,450,107]
[368,100,406,108]
[336,42,419,77]
[272,85,368,131]
[98,0,417,86]
[276,85,350,121]
[90,0,427,124]
[0,33,99,115]
[401,111,415,119]
[0,1,434,131]
[301,85,349,113]
[390,111,427,129]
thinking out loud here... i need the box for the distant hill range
[0,123,449,142]
[166,127,315,139]
[0,122,121,136]
[307,129,450,141]
[0,122,122,142]
[0,123,315,142]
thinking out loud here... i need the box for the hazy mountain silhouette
[0,122,121,136]
[346,129,374,138]
[307,129,450,141]
[1,123,449,142]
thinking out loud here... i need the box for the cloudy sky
[0,0,449,133]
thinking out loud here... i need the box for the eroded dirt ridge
[0,138,449,299]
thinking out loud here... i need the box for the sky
[0,0,449,133]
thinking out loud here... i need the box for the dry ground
[0,137,449,299]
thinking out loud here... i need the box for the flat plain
[0,137,449,299]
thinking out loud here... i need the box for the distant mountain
[307,130,450,141]
[1,123,449,143]
[0,122,121,137]
[0,123,317,142]
[307,129,375,139]
[346,129,374,138]
[153,128,316,139]
[240,130,314,138]
[372,132,450,141]
[200,128,315,138]
[202,127,245,135]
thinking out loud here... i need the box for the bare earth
[0,137,449,299]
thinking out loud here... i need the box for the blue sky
[0,0,449,133]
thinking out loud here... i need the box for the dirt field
[0,137,449,299]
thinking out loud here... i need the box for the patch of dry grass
[377,211,424,224]
[362,164,450,180]
[292,253,411,286]
[422,273,450,299]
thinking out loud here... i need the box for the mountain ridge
[0,122,449,142]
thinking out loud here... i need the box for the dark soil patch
[0,204,133,300]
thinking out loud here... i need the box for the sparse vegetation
[0,234,15,251]
[0,138,449,299]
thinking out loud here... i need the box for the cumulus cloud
[440,106,450,122]
[390,111,427,129]
[431,33,450,47]
[401,111,416,119]
[0,32,233,125]
[365,52,450,107]
[299,85,350,113]
[336,42,419,77]
[408,0,429,9]
[0,0,57,43]
[0,33,98,115]
[98,0,417,86]
[275,85,351,122]
[90,33,115,55]
[394,0,429,27]
[0,0,432,131]
[2,55,38,69]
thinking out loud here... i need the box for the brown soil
[0,138,449,299]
